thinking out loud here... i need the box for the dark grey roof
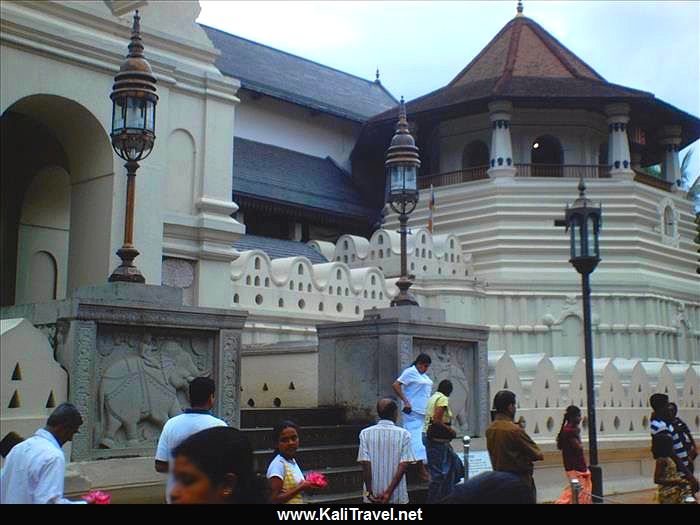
[201,24,397,122]
[234,235,328,264]
[233,137,374,219]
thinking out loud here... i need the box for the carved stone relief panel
[413,339,477,436]
[93,325,214,451]
[162,257,196,306]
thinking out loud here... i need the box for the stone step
[307,485,428,505]
[253,444,359,472]
[300,465,426,496]
[244,424,366,449]
[242,407,347,428]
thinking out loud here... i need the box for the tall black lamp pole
[559,179,603,502]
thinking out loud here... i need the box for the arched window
[531,135,563,177]
[663,206,674,237]
[462,140,490,169]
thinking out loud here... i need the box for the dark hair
[377,399,398,420]
[272,420,300,451]
[412,353,432,367]
[556,405,581,450]
[0,432,24,458]
[493,390,516,414]
[46,403,83,429]
[651,432,674,459]
[667,402,678,417]
[440,471,535,504]
[437,379,453,397]
[172,427,267,504]
[189,377,216,407]
[649,393,669,413]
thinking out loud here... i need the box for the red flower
[305,471,328,488]
[82,490,111,504]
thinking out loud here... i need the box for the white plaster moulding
[7,0,221,64]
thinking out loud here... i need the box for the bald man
[357,398,416,504]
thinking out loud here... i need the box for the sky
[197,0,700,183]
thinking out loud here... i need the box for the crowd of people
[0,355,697,504]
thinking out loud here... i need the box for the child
[653,432,694,504]
[554,406,591,504]
[266,420,322,504]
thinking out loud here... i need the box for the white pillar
[659,125,683,190]
[605,103,635,180]
[487,100,517,179]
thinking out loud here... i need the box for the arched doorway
[1,95,114,306]
[462,140,490,168]
[531,135,563,177]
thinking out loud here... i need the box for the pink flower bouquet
[82,490,111,504]
[305,471,328,488]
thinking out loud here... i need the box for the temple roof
[201,25,397,122]
[365,13,699,151]
[232,138,374,220]
[234,235,328,264]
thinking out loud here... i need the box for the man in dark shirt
[485,390,544,502]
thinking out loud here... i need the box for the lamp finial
[128,10,144,58]
[516,1,524,16]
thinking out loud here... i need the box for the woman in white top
[392,353,433,481]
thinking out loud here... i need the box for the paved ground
[600,489,656,504]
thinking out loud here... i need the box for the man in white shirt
[0,403,86,504]
[155,377,227,503]
[357,398,416,504]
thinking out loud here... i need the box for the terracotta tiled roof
[368,15,655,123]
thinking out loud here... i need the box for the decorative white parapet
[308,227,473,281]
[230,250,394,319]
[488,351,700,440]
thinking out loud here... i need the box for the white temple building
[1,0,698,501]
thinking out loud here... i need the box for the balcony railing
[418,164,672,192]
[632,169,674,192]
[418,166,489,189]
[515,164,611,179]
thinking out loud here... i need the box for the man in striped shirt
[649,393,696,491]
[357,398,416,504]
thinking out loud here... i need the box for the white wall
[235,91,361,170]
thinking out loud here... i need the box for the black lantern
[565,179,602,275]
[559,178,604,502]
[385,97,420,306]
[108,10,158,283]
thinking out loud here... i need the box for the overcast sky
[198,0,700,182]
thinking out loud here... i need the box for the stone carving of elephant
[97,337,200,448]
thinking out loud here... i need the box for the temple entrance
[1,95,115,306]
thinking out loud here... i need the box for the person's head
[556,405,582,450]
[45,403,83,445]
[437,379,453,397]
[412,353,432,374]
[649,393,669,417]
[189,377,216,409]
[273,420,300,460]
[440,471,535,504]
[493,390,517,419]
[170,427,266,504]
[667,402,678,419]
[0,432,24,458]
[376,398,398,422]
[651,432,674,460]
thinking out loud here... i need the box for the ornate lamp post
[386,97,420,306]
[108,10,158,283]
[561,179,603,502]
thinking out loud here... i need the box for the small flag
[428,184,436,233]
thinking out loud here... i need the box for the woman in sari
[653,432,695,504]
[554,406,592,504]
